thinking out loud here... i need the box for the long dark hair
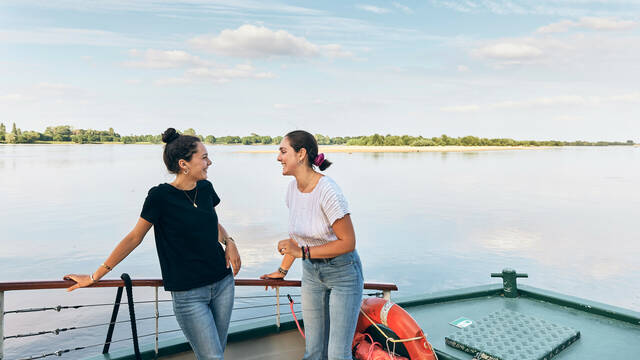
[161,128,200,174]
[285,130,332,171]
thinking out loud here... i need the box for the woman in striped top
[261,130,364,360]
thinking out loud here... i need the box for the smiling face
[278,137,306,176]
[180,142,211,180]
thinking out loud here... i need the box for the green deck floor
[401,289,640,359]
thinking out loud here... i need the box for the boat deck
[88,283,640,360]
[400,285,640,359]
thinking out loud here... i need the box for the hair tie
[313,153,325,167]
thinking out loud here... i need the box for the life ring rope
[359,308,439,360]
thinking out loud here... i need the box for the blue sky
[1,1,639,140]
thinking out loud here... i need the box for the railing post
[103,286,124,354]
[154,286,159,356]
[1,290,4,360]
[275,286,281,330]
[382,290,391,301]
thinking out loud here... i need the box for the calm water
[1,144,639,358]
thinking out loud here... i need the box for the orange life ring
[353,297,437,360]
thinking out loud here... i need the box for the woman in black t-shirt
[64,128,241,360]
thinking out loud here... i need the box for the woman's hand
[225,241,241,276]
[260,271,285,280]
[277,238,302,258]
[63,274,95,291]
[260,271,285,290]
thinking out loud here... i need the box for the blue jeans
[301,250,364,360]
[172,274,235,360]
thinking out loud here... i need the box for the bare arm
[64,217,153,291]
[277,215,356,259]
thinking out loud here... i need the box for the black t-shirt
[140,180,231,291]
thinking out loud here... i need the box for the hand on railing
[63,274,94,291]
[259,271,284,290]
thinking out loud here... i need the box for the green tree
[0,122,5,141]
[183,128,196,136]
[11,122,18,135]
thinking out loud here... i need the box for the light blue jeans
[301,250,364,360]
[172,274,235,360]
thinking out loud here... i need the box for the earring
[184,169,189,175]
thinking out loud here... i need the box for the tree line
[0,123,635,147]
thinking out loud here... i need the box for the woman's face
[278,137,303,176]
[183,142,212,180]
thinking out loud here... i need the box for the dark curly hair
[161,128,201,174]
[285,130,332,171]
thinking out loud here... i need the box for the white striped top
[286,176,350,247]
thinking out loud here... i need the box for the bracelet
[301,246,306,260]
[90,273,96,283]
[278,267,288,275]
[221,236,235,246]
[101,263,112,271]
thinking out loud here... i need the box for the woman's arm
[219,223,241,276]
[260,251,295,280]
[64,217,153,291]
[278,215,355,259]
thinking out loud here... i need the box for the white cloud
[537,17,637,33]
[189,24,351,59]
[125,49,210,69]
[356,5,391,14]
[536,20,576,34]
[554,115,582,122]
[156,64,275,85]
[393,2,414,14]
[473,42,543,60]
[441,93,640,112]
[579,17,637,31]
[0,94,31,103]
[35,82,76,91]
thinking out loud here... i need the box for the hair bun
[162,128,180,144]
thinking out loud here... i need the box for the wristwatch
[221,236,235,246]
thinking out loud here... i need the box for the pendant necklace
[183,188,198,208]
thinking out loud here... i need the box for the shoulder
[198,179,214,190]
[318,176,343,195]
[148,184,169,197]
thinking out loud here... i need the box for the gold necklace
[183,188,198,208]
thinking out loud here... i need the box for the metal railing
[0,277,397,360]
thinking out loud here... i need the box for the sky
[1,0,640,141]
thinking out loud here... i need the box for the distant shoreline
[239,145,556,153]
[2,143,637,152]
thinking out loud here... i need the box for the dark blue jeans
[301,250,364,360]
